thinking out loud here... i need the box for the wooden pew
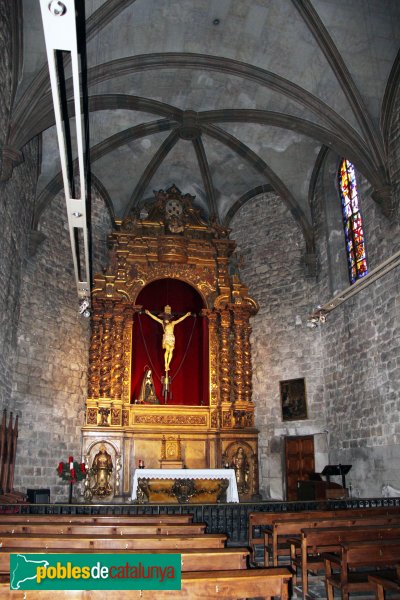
[323,539,400,600]
[0,514,193,525]
[265,514,400,566]
[0,532,228,550]
[248,506,400,557]
[290,524,400,598]
[0,547,251,574]
[368,573,400,600]
[0,522,206,536]
[0,567,292,599]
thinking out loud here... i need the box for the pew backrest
[0,523,206,536]
[267,515,400,566]
[0,514,193,525]
[249,506,400,551]
[0,532,228,550]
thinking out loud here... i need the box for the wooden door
[285,436,315,501]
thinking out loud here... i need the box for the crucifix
[145,305,191,402]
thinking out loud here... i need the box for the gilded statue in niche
[232,446,250,494]
[91,445,113,497]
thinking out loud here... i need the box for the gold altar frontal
[82,186,260,502]
[136,478,229,504]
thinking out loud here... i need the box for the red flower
[57,462,63,475]
[71,468,76,479]
[80,463,86,474]
[68,456,73,463]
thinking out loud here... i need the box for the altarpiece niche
[82,185,260,501]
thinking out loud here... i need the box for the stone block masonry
[0,0,40,412]
[231,192,327,499]
[11,191,112,503]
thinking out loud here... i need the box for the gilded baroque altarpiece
[82,186,259,501]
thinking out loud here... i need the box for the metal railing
[1,497,399,545]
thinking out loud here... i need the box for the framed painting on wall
[280,378,307,421]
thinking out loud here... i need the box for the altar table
[131,469,239,503]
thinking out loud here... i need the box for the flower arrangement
[57,456,87,485]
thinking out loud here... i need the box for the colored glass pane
[338,159,368,284]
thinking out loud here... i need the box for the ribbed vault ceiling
[7,0,400,252]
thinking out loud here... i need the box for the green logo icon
[10,553,181,590]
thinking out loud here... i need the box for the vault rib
[126,129,180,217]
[192,137,218,221]
[202,124,314,253]
[291,0,386,171]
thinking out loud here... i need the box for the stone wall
[0,0,39,412]
[388,76,400,217]
[311,90,400,496]
[322,272,400,497]
[231,192,327,499]
[0,142,38,412]
[12,192,112,503]
[0,0,12,145]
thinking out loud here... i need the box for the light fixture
[40,0,91,303]
[48,1,67,16]
[306,306,328,328]
[79,297,91,318]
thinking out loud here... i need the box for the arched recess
[311,148,349,295]
[132,279,209,407]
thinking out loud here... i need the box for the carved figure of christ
[145,305,191,375]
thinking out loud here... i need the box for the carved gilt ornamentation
[233,310,245,405]
[98,407,110,426]
[122,313,134,403]
[122,410,129,426]
[84,185,260,499]
[134,414,207,426]
[86,408,98,425]
[99,316,112,397]
[88,316,101,398]
[111,408,121,426]
[243,319,253,404]
[203,309,219,406]
[111,316,124,399]
[219,309,231,405]
[128,263,215,306]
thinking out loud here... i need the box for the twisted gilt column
[243,316,253,404]
[88,315,101,398]
[111,315,124,399]
[122,311,134,403]
[232,309,245,405]
[219,309,231,405]
[99,315,113,397]
[203,309,219,406]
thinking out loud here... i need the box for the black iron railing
[1,497,399,545]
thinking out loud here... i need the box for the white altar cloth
[131,468,239,503]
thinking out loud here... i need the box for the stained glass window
[338,159,368,284]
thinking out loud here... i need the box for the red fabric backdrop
[131,279,209,406]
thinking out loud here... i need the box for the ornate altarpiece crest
[82,185,259,501]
